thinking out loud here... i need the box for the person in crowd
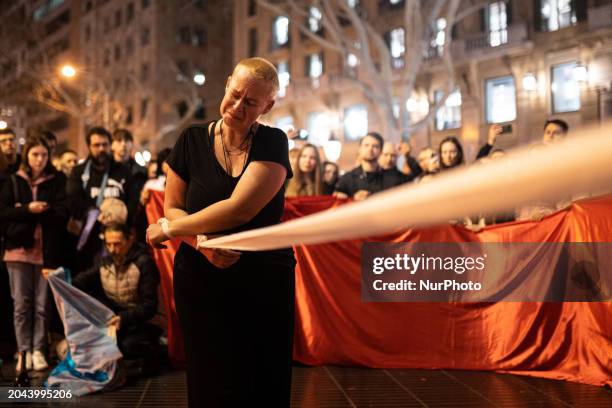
[67,223,161,376]
[58,149,78,177]
[542,119,568,144]
[134,148,172,243]
[465,149,515,230]
[335,132,409,201]
[146,161,158,180]
[379,142,398,171]
[286,143,322,197]
[476,124,503,159]
[146,57,296,407]
[0,128,20,174]
[399,141,423,179]
[40,131,57,158]
[0,134,68,372]
[438,136,464,171]
[321,161,339,195]
[111,129,147,190]
[288,146,300,172]
[140,148,172,204]
[416,147,440,178]
[66,127,136,273]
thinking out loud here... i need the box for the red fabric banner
[146,192,612,386]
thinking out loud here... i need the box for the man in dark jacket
[66,127,137,272]
[72,223,161,375]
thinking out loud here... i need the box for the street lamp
[193,72,206,86]
[0,120,7,130]
[60,64,76,78]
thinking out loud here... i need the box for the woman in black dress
[147,58,295,407]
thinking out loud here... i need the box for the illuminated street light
[0,120,7,130]
[60,64,76,78]
[193,73,206,86]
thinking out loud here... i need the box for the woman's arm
[166,161,286,236]
[163,167,189,221]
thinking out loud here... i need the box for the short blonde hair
[234,57,279,96]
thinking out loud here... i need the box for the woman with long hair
[285,143,322,197]
[438,136,465,171]
[0,134,68,372]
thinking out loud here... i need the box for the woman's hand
[146,223,169,248]
[27,201,49,214]
[198,247,241,269]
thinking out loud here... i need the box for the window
[308,7,322,33]
[307,112,332,145]
[432,18,446,56]
[126,3,134,22]
[126,106,133,124]
[551,62,580,113]
[248,28,257,57]
[177,60,189,76]
[103,48,111,65]
[272,16,289,48]
[193,29,205,46]
[85,1,92,12]
[387,27,405,69]
[434,90,461,130]
[114,44,121,61]
[141,97,149,120]
[487,1,507,47]
[141,62,149,81]
[485,76,516,123]
[344,104,368,141]
[114,9,122,28]
[540,0,576,31]
[392,97,400,119]
[277,60,290,97]
[248,0,257,16]
[142,0,150,9]
[126,37,134,55]
[178,26,191,44]
[306,53,323,79]
[141,26,150,46]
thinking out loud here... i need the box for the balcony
[588,3,612,31]
[450,22,531,61]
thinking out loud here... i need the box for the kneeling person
[73,223,161,375]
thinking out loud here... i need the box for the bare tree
[257,0,495,142]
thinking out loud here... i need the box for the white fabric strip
[200,123,612,251]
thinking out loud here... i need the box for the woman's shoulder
[179,124,212,141]
[254,124,287,146]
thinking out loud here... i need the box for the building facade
[0,0,233,156]
[234,0,612,168]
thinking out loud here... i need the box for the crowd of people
[0,126,165,376]
[0,94,571,391]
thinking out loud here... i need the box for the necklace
[219,120,253,177]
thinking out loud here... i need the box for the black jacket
[66,158,137,221]
[0,170,69,268]
[73,242,160,328]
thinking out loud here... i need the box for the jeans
[7,262,49,352]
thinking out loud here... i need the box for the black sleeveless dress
[166,122,296,407]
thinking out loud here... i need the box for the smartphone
[501,124,513,134]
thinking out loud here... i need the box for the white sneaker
[15,351,33,373]
[32,350,48,371]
